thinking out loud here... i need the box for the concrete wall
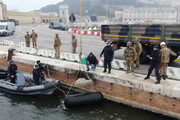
[7,11,42,24]
[7,11,64,24]
[0,51,179,119]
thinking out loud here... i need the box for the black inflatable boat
[0,69,59,95]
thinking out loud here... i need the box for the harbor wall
[0,53,180,119]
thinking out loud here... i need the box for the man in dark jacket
[86,52,98,71]
[100,41,114,74]
[8,60,17,84]
[144,45,161,84]
[33,60,43,85]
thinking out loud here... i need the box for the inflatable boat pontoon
[0,69,59,95]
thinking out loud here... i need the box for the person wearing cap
[25,31,31,47]
[32,60,43,85]
[133,38,142,69]
[86,52,98,71]
[54,34,61,58]
[8,60,17,84]
[30,30,38,48]
[144,45,161,84]
[160,42,177,80]
[72,35,77,53]
[124,41,136,73]
[100,41,114,74]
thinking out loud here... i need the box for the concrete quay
[0,48,180,119]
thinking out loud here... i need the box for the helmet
[134,38,139,43]
[160,42,166,46]
[127,41,132,46]
[9,60,14,64]
[106,40,112,45]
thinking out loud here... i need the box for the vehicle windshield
[0,25,5,30]
[53,22,61,26]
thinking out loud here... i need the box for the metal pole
[106,0,107,21]
[79,0,83,59]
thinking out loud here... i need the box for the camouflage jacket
[124,47,136,60]
[25,34,31,41]
[72,38,77,46]
[161,47,177,63]
[31,32,38,39]
[133,42,142,55]
[54,37,61,47]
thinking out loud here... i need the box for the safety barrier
[19,42,26,47]
[167,67,180,81]
[0,40,14,46]
[68,29,101,36]
[37,49,55,58]
[37,49,85,62]
[98,59,127,70]
[17,47,37,55]
[61,52,85,62]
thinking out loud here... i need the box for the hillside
[36,0,169,16]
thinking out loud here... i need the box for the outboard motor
[64,92,103,108]
[0,69,7,79]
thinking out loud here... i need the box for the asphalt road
[0,24,179,75]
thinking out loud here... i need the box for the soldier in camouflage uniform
[30,30,38,48]
[25,31,31,47]
[72,35,77,53]
[160,42,177,80]
[133,38,142,69]
[54,34,61,58]
[124,41,136,73]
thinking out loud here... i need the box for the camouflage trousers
[72,44,77,53]
[126,58,134,72]
[55,46,60,58]
[135,55,140,68]
[160,62,168,76]
[32,39,37,48]
[26,40,30,47]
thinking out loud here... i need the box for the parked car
[0,22,16,36]
[49,21,62,29]
[60,23,69,31]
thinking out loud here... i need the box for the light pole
[106,0,108,23]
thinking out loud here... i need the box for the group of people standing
[86,38,177,85]
[25,30,38,48]
[144,42,177,84]
[25,32,78,59]
[53,34,78,58]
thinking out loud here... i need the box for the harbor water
[0,91,177,120]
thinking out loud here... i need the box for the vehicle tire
[140,50,148,64]
[11,31,14,35]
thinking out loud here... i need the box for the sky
[3,0,63,12]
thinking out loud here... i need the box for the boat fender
[64,92,103,108]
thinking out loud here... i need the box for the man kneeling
[86,52,98,71]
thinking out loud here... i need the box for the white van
[0,22,16,36]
